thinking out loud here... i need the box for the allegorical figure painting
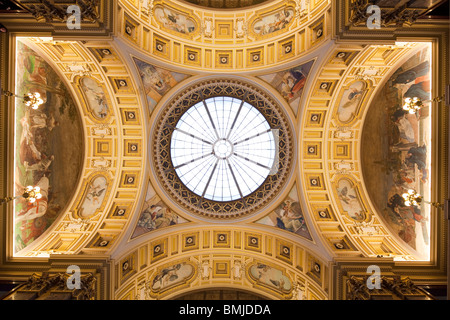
[14,40,84,253]
[77,175,108,219]
[154,7,196,34]
[336,81,367,123]
[133,57,189,114]
[361,45,431,259]
[258,60,314,115]
[151,262,195,293]
[249,263,292,293]
[131,183,187,239]
[256,186,312,241]
[335,179,366,222]
[252,8,295,36]
[80,77,110,120]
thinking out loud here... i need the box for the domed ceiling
[361,45,432,260]
[1,0,447,301]
[13,39,84,254]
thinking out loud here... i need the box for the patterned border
[152,78,294,219]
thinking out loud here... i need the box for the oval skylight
[170,96,276,202]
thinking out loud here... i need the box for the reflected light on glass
[170,96,276,202]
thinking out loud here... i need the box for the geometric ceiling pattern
[0,0,448,300]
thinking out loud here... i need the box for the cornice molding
[332,0,450,43]
[331,257,447,299]
[0,0,116,38]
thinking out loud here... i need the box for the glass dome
[170,96,276,202]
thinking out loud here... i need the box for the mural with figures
[154,6,196,35]
[252,8,295,36]
[133,57,190,114]
[258,60,314,115]
[335,178,366,221]
[256,185,312,240]
[131,182,188,239]
[80,77,110,120]
[336,80,367,123]
[249,263,292,293]
[361,45,432,259]
[13,40,84,253]
[77,175,108,219]
[150,262,195,293]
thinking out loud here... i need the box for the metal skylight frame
[170,96,276,202]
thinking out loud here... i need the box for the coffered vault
[0,0,448,300]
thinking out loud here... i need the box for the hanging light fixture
[1,89,44,110]
[0,186,42,205]
[402,96,443,114]
[402,189,443,209]
[403,97,424,114]
[23,92,44,110]
[402,189,422,206]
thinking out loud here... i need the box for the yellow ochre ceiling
[4,0,448,300]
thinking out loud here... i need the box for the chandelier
[1,89,44,110]
[402,189,443,209]
[0,186,42,205]
[23,92,44,110]
[402,96,443,114]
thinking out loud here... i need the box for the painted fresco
[131,183,188,239]
[335,179,366,221]
[258,60,314,115]
[252,8,295,36]
[14,40,84,253]
[77,175,108,218]
[80,77,110,120]
[256,186,312,240]
[249,263,292,292]
[336,80,367,123]
[361,45,431,259]
[133,57,189,113]
[154,7,196,34]
[151,262,194,292]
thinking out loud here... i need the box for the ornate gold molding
[333,0,450,41]
[349,0,427,28]
[298,41,445,262]
[1,271,97,300]
[0,0,114,37]
[347,275,435,300]
[114,226,329,300]
[151,77,295,220]
[118,0,331,71]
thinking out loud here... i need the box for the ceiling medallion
[152,78,294,220]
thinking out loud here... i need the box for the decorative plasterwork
[0,0,115,37]
[113,227,329,300]
[129,179,191,240]
[299,42,435,261]
[333,0,450,42]
[23,0,101,24]
[349,0,441,28]
[151,77,295,220]
[10,38,146,257]
[117,0,331,71]
[347,275,434,300]
[2,271,97,300]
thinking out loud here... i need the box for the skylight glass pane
[171,96,276,202]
